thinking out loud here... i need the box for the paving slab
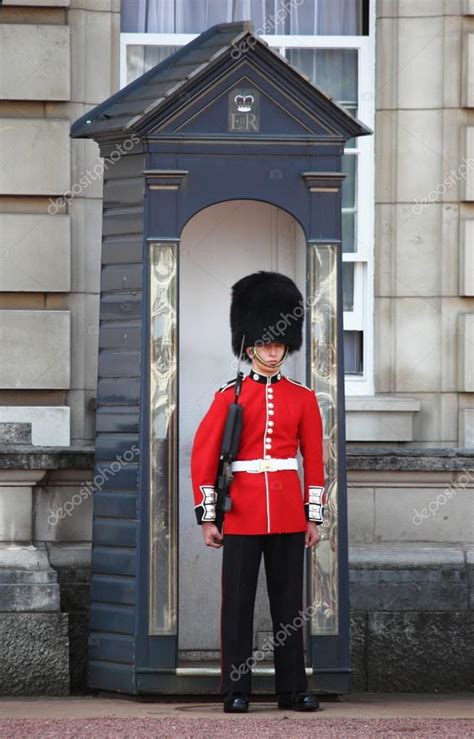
[0,694,473,737]
[0,693,474,719]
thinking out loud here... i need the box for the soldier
[190,271,326,713]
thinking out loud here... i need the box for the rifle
[214,335,245,533]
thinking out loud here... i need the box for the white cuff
[199,485,217,521]
[307,486,326,523]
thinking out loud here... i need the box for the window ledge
[345,395,421,442]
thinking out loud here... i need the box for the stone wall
[0,0,119,447]
[373,0,474,448]
[350,545,474,691]
[2,448,471,695]
[0,0,119,697]
[347,448,474,691]
[0,448,94,696]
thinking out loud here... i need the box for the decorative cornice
[144,169,188,190]
[346,447,474,472]
[0,447,95,469]
[301,171,346,192]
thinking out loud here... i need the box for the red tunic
[190,367,327,535]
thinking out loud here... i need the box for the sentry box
[71,20,371,696]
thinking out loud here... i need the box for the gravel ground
[1,717,474,738]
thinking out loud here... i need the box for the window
[121,0,368,36]
[120,0,375,394]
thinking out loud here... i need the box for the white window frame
[120,6,375,395]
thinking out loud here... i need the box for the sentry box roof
[70,20,371,144]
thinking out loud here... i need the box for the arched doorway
[178,199,307,663]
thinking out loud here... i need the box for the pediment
[148,71,340,139]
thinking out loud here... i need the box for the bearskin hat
[230,270,304,362]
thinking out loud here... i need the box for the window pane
[342,155,357,253]
[342,155,356,208]
[127,45,180,84]
[286,49,358,107]
[343,105,358,149]
[342,262,354,312]
[343,331,363,374]
[289,0,365,35]
[342,213,356,254]
[121,0,365,36]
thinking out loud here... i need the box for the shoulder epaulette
[218,377,237,393]
[285,377,313,392]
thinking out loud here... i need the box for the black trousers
[219,531,308,695]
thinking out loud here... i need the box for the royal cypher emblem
[228,88,260,132]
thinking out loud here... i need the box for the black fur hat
[230,270,304,362]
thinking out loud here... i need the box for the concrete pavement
[0,693,473,737]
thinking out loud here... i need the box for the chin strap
[251,345,288,368]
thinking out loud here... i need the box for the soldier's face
[246,341,286,368]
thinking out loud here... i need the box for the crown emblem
[234,94,254,113]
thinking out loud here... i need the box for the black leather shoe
[223,691,249,713]
[277,691,319,711]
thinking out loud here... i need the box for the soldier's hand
[305,521,320,548]
[202,522,224,548]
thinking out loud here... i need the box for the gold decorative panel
[149,241,178,635]
[309,244,339,636]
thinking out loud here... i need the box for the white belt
[231,457,298,473]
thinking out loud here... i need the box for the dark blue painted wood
[102,238,143,265]
[103,178,144,206]
[101,154,146,179]
[102,208,143,237]
[90,574,136,606]
[148,152,321,242]
[97,377,141,405]
[88,464,139,491]
[88,633,135,664]
[94,433,140,460]
[91,546,136,576]
[92,518,137,548]
[100,294,142,322]
[99,323,141,350]
[93,492,138,519]
[95,407,140,434]
[89,603,135,634]
[149,140,340,158]
[88,661,136,692]
[98,350,141,377]
[101,264,143,292]
[165,66,333,139]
